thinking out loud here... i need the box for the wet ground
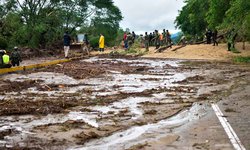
[0,56,249,150]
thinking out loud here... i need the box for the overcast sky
[114,0,185,34]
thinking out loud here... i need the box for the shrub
[0,36,8,49]
[233,56,250,63]
[89,36,99,48]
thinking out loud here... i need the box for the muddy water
[71,103,208,150]
[0,57,248,149]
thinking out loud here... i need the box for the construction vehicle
[71,34,90,56]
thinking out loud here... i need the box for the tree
[175,0,250,45]
[0,0,122,49]
[175,0,209,39]
[222,0,250,49]
[206,0,231,29]
[89,0,122,46]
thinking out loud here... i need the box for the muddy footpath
[0,56,249,150]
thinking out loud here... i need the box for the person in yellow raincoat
[99,34,105,52]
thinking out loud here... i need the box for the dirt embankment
[142,43,250,61]
[17,43,250,67]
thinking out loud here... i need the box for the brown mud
[0,55,249,149]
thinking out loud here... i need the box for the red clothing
[123,33,127,41]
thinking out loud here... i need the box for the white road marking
[212,104,246,150]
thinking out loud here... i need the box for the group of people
[205,28,238,51]
[123,29,172,51]
[205,29,218,46]
[123,31,136,50]
[0,47,22,68]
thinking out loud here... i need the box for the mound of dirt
[142,43,250,61]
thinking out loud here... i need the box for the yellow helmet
[3,50,6,54]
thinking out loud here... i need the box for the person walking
[10,46,22,66]
[63,31,71,58]
[99,33,105,52]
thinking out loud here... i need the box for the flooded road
[71,103,208,150]
[0,56,249,149]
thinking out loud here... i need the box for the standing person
[154,30,160,49]
[82,34,90,56]
[138,34,144,48]
[132,31,136,43]
[127,32,133,49]
[162,29,167,46]
[0,50,4,67]
[227,28,237,51]
[151,32,155,46]
[159,33,163,46]
[212,29,218,46]
[149,33,153,46]
[144,32,150,51]
[63,31,71,58]
[10,46,22,67]
[1,50,11,68]
[205,29,212,44]
[123,32,128,50]
[99,33,105,52]
[166,30,172,48]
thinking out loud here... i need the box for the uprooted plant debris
[37,59,151,79]
[0,80,42,94]
[0,56,250,149]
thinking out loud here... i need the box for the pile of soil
[142,43,250,61]
[21,47,62,59]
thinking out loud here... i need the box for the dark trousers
[213,40,218,46]
[124,41,128,49]
[12,61,20,67]
[99,48,104,52]
[155,44,160,49]
[207,37,211,44]
[213,38,218,46]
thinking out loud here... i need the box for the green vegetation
[109,49,145,57]
[0,0,122,50]
[0,36,7,49]
[175,0,250,43]
[233,56,250,63]
[109,40,146,57]
[231,48,241,53]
